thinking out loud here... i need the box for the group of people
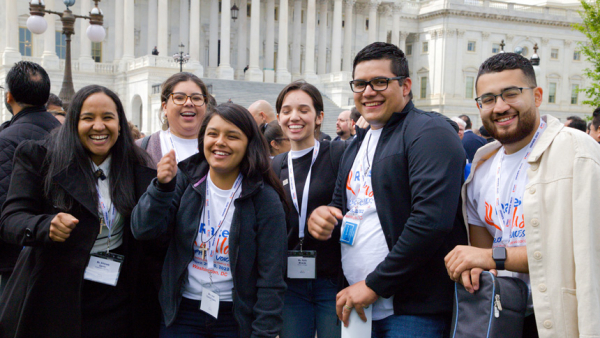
[0,41,597,338]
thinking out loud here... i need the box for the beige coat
[462,115,600,338]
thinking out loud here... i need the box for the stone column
[189,0,204,76]
[317,0,328,74]
[217,0,235,79]
[147,0,158,56]
[41,0,59,70]
[236,0,248,79]
[179,0,190,49]
[264,0,276,82]
[157,0,169,58]
[114,0,124,62]
[291,0,302,79]
[3,0,20,64]
[368,1,379,44]
[330,0,342,73]
[392,4,401,47]
[246,0,263,81]
[122,0,135,64]
[276,0,291,83]
[342,0,354,72]
[399,32,408,54]
[208,0,219,77]
[303,0,319,83]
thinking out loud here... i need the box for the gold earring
[161,114,169,131]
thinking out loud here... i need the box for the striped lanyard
[97,186,116,252]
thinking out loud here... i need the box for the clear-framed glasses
[170,92,206,107]
[349,76,406,93]
[475,87,535,110]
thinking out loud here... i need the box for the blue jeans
[160,297,239,338]
[281,277,341,338]
[372,314,450,338]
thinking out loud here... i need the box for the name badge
[84,252,124,286]
[200,285,220,319]
[340,211,362,246]
[287,250,316,279]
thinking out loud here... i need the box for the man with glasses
[445,53,600,338]
[308,42,467,337]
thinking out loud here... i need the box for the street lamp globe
[63,0,76,9]
[26,14,47,34]
[87,25,106,42]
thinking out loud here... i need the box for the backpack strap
[141,135,151,150]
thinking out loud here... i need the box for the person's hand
[458,268,498,293]
[157,149,177,184]
[336,280,379,327]
[355,116,369,130]
[307,206,342,240]
[49,212,79,242]
[444,245,494,282]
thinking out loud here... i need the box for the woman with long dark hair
[0,85,157,338]
[272,81,345,338]
[260,120,290,158]
[131,103,288,337]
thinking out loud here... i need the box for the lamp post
[27,0,106,109]
[172,43,190,73]
[231,3,239,21]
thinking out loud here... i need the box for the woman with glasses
[0,85,157,337]
[261,120,291,158]
[271,81,346,338]
[137,72,210,166]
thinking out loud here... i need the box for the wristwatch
[492,247,507,270]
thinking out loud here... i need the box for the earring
[161,113,169,131]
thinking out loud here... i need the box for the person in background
[46,93,66,124]
[0,61,61,298]
[333,110,355,141]
[564,115,587,133]
[459,114,487,162]
[272,81,346,338]
[261,120,290,158]
[589,107,600,143]
[128,121,142,140]
[451,116,466,140]
[479,125,495,143]
[0,85,157,337]
[131,103,287,337]
[248,99,277,126]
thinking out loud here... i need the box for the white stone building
[0,0,592,133]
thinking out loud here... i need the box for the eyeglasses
[170,92,206,107]
[349,76,406,93]
[475,87,535,110]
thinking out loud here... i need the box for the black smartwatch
[492,247,507,270]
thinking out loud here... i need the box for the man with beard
[333,110,355,141]
[445,53,600,338]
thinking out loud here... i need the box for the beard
[336,129,345,137]
[482,108,537,145]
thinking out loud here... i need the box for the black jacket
[0,140,158,338]
[131,155,287,338]
[0,106,60,272]
[330,101,468,315]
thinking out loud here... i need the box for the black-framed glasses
[349,76,406,93]
[170,92,206,107]
[475,87,535,110]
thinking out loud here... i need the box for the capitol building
[0,0,591,135]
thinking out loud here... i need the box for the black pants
[522,313,539,338]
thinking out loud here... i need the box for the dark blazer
[462,130,487,162]
[0,106,60,272]
[0,140,157,338]
[131,155,287,338]
[330,101,468,316]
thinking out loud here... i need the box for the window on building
[365,19,369,31]
[492,43,500,54]
[420,77,428,99]
[551,48,559,59]
[406,43,412,56]
[219,0,221,13]
[422,41,428,54]
[55,31,67,59]
[19,27,32,56]
[573,50,581,61]
[247,3,251,16]
[571,84,579,105]
[467,41,476,52]
[91,42,102,62]
[548,82,556,103]
[275,7,279,21]
[465,76,474,99]
[301,10,304,24]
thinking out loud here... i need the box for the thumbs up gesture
[157,149,178,184]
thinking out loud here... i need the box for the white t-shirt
[466,141,543,312]
[159,129,199,163]
[342,128,394,321]
[182,174,241,302]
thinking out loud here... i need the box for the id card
[84,252,124,286]
[200,285,220,319]
[340,213,361,246]
[287,250,316,279]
